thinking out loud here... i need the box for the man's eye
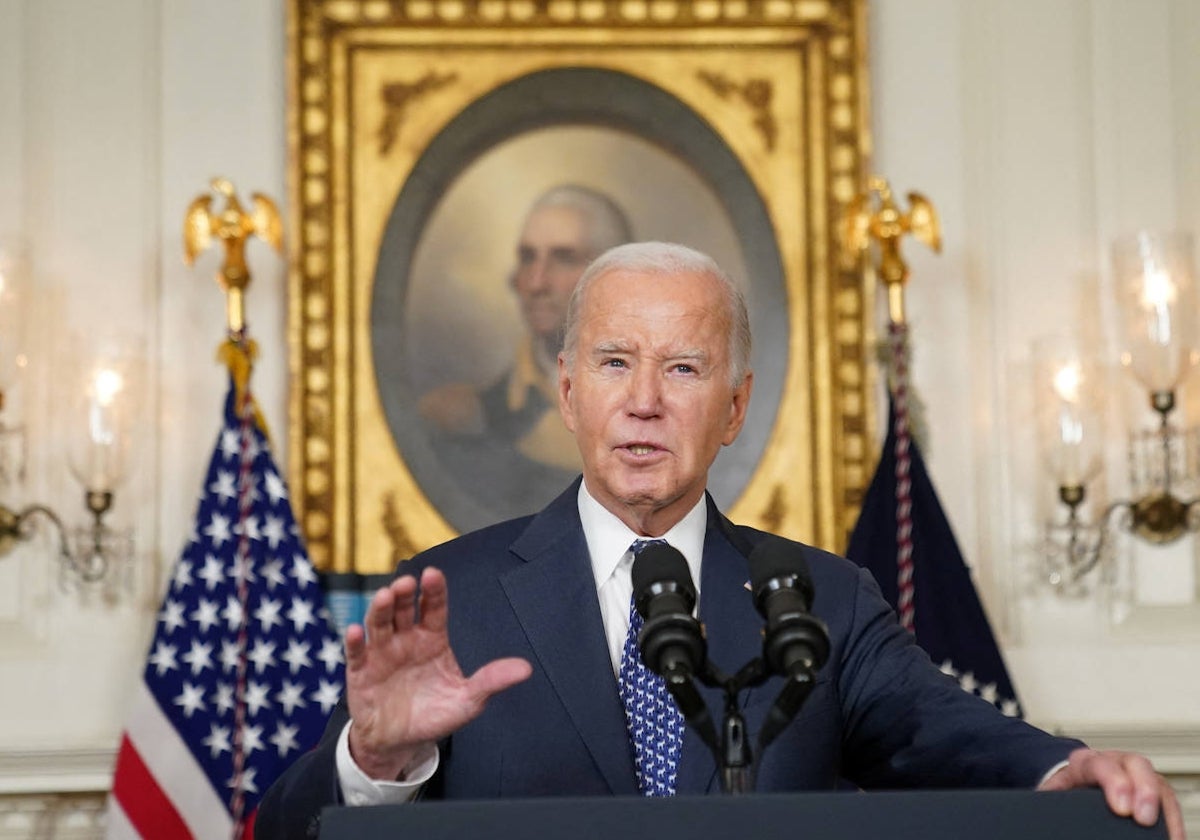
[549,250,586,269]
[602,358,626,368]
[673,364,696,374]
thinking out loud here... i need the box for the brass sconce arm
[0,500,71,561]
[0,498,116,585]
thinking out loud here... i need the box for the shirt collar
[577,480,707,593]
[506,333,558,412]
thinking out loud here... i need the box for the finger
[418,567,449,633]
[1076,750,1135,817]
[466,656,533,704]
[364,582,399,644]
[390,574,420,633]
[344,623,367,671]
[1161,783,1185,840]
[1120,754,1165,826]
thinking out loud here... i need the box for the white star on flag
[287,597,316,633]
[199,554,226,590]
[211,470,238,501]
[192,598,221,633]
[261,559,287,590]
[262,515,287,548]
[264,471,288,504]
[282,639,313,674]
[203,724,231,758]
[270,722,300,758]
[205,512,233,547]
[182,640,214,675]
[159,600,187,633]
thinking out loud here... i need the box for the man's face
[558,268,753,532]
[512,204,593,343]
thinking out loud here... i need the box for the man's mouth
[624,444,661,456]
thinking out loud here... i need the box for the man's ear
[557,353,577,433]
[722,371,754,446]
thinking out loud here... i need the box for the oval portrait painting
[372,68,787,535]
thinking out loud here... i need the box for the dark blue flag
[847,400,1022,717]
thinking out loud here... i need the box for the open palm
[344,567,531,780]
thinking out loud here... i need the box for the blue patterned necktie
[618,538,685,796]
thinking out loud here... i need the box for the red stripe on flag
[111,734,194,839]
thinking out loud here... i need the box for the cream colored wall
[0,1,1196,836]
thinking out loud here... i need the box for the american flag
[106,370,345,839]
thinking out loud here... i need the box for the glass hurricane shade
[1112,231,1199,393]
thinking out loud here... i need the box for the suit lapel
[498,483,639,795]
[676,499,763,794]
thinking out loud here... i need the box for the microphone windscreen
[747,535,815,606]
[631,542,696,602]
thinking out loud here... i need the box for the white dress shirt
[335,481,708,804]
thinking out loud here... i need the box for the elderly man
[257,243,1183,840]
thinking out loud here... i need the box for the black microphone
[631,542,718,754]
[748,535,831,678]
[631,542,706,678]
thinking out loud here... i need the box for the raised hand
[344,566,532,781]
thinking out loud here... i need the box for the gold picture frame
[287,0,874,574]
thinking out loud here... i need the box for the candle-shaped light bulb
[68,361,132,493]
[1141,266,1177,309]
[1035,338,1103,490]
[1140,267,1177,350]
[1049,361,1090,472]
[93,367,123,407]
[1052,361,1082,403]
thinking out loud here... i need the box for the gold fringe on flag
[217,337,271,443]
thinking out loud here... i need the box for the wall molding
[1058,724,1200,772]
[0,748,114,795]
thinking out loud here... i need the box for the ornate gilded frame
[287,0,874,573]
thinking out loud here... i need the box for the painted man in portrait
[416,184,634,519]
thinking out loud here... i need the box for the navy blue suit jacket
[255,480,1080,839]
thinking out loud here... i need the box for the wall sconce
[0,241,135,592]
[1039,231,1200,596]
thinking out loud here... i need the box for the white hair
[526,185,633,255]
[561,241,752,386]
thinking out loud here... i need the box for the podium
[318,789,1166,840]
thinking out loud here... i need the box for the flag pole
[841,177,942,632]
[184,178,284,838]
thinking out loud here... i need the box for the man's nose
[524,256,551,289]
[626,365,663,417]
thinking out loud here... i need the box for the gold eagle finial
[182,177,283,335]
[841,176,942,325]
